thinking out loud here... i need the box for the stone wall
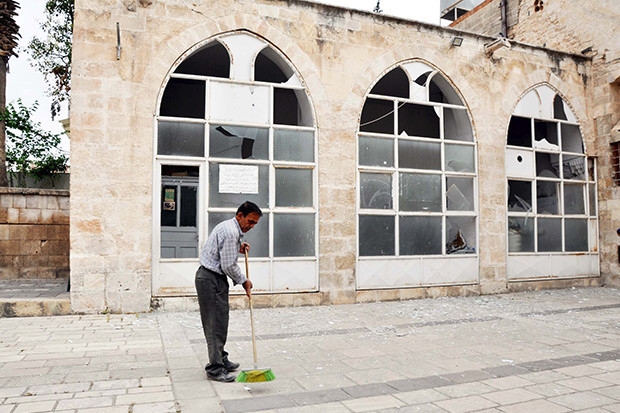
[70,0,597,313]
[0,188,70,280]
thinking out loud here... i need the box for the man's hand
[240,242,250,254]
[242,279,253,297]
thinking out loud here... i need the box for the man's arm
[219,235,247,285]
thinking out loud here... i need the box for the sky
[6,0,440,146]
[7,0,68,140]
[314,0,440,24]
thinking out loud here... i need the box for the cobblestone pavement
[0,286,619,412]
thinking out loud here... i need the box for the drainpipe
[500,0,508,37]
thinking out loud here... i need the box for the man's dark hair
[237,201,263,217]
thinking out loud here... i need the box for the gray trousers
[195,266,231,376]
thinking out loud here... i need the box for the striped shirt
[199,217,246,285]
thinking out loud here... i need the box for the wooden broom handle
[245,250,258,368]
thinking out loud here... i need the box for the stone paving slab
[0,287,619,412]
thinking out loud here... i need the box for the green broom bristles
[236,368,276,383]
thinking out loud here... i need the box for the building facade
[69,0,617,313]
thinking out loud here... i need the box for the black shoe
[224,360,240,372]
[207,372,236,383]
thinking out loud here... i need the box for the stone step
[0,298,72,317]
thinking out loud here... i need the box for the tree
[0,0,20,187]
[27,0,73,119]
[1,99,68,187]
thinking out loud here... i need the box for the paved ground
[0,286,619,412]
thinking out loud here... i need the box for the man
[195,201,262,382]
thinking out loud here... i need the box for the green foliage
[1,99,68,185]
[26,0,73,119]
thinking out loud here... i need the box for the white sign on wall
[219,164,259,194]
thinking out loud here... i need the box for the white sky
[7,0,68,138]
[6,0,440,141]
[314,0,440,24]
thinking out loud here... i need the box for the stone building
[69,0,618,313]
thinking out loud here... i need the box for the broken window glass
[273,88,302,126]
[561,124,583,153]
[429,73,463,106]
[370,67,409,98]
[507,116,531,148]
[536,152,560,178]
[209,125,268,160]
[506,86,595,256]
[553,94,568,120]
[507,180,532,212]
[398,103,440,138]
[508,216,534,252]
[536,180,559,214]
[446,216,476,254]
[360,98,394,134]
[174,41,230,77]
[534,120,559,150]
[358,62,476,260]
[255,49,289,83]
[444,108,473,142]
[160,78,206,118]
[562,155,586,180]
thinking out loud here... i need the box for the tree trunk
[0,60,7,187]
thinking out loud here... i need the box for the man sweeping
[195,201,262,383]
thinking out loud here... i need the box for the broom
[236,250,275,383]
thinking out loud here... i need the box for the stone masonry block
[12,194,26,208]
[0,240,21,255]
[45,196,60,209]
[25,195,44,209]
[7,208,19,224]
[19,209,42,224]
[9,224,46,240]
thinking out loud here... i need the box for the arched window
[506,84,598,279]
[357,62,477,289]
[154,33,317,295]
